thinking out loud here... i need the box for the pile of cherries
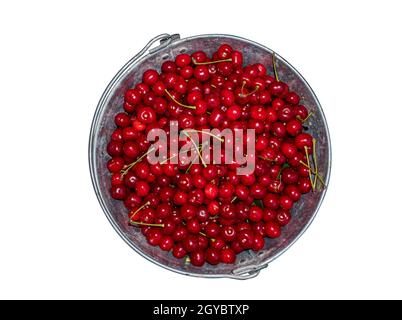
[106,44,320,267]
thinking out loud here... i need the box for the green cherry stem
[129,221,164,228]
[128,201,150,221]
[192,58,232,65]
[165,89,196,109]
[120,146,155,177]
[182,129,224,142]
[304,146,315,192]
[299,160,326,187]
[184,132,207,168]
[312,138,318,189]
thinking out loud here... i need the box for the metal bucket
[89,33,331,279]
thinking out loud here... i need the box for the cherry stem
[192,58,232,65]
[312,138,318,189]
[164,89,195,109]
[297,112,314,123]
[129,221,164,228]
[120,146,155,177]
[185,162,193,173]
[184,132,207,168]
[129,201,150,221]
[299,160,326,187]
[231,196,238,203]
[272,52,279,81]
[304,146,315,192]
[244,85,260,97]
[276,163,290,180]
[258,155,276,163]
[160,141,207,164]
[240,81,246,97]
[182,129,224,142]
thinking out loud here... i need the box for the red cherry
[285,92,300,105]
[175,54,191,67]
[194,65,210,82]
[281,142,298,158]
[142,69,159,86]
[249,205,263,222]
[124,89,141,105]
[265,221,281,238]
[220,248,236,264]
[220,89,235,107]
[204,183,218,200]
[183,235,199,252]
[134,180,150,197]
[172,243,187,259]
[114,112,130,127]
[279,195,293,210]
[190,250,205,266]
[137,107,156,124]
[286,119,303,136]
[252,235,265,251]
[276,209,291,226]
[107,157,124,173]
[147,229,163,246]
[295,133,313,151]
[205,248,220,265]
[231,51,243,67]
[159,236,174,251]
[161,61,177,73]
[111,185,127,200]
[298,177,312,194]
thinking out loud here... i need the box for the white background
[1,0,401,300]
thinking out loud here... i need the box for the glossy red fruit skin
[286,119,303,136]
[147,229,163,246]
[205,222,220,238]
[190,250,205,266]
[111,185,127,200]
[231,51,243,67]
[205,248,220,265]
[172,243,187,259]
[175,54,191,67]
[221,225,236,242]
[295,133,313,151]
[248,205,263,222]
[107,157,124,173]
[107,141,123,157]
[143,69,159,86]
[220,248,236,264]
[276,209,291,226]
[265,221,281,238]
[183,235,199,253]
[125,89,141,105]
[298,177,312,194]
[159,236,174,251]
[252,235,265,251]
[114,112,130,127]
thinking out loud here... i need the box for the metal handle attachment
[149,34,180,54]
[229,263,269,280]
[134,34,179,59]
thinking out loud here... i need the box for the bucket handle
[228,262,269,280]
[136,33,181,57]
